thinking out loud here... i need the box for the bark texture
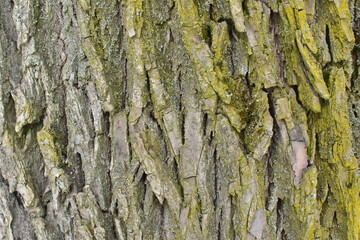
[0,0,359,239]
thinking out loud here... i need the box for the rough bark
[0,0,359,239]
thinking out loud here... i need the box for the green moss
[229,0,246,32]
[296,10,318,54]
[313,67,360,239]
[77,0,125,112]
[292,166,318,238]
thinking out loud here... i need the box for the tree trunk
[0,0,359,239]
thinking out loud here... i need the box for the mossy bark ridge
[0,0,359,239]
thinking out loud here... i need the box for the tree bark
[0,0,359,239]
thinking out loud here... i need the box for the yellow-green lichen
[295,31,330,99]
[37,129,62,167]
[176,0,232,107]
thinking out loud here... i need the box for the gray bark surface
[0,0,359,239]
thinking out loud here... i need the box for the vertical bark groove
[0,0,359,239]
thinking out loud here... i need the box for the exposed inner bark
[0,0,359,239]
